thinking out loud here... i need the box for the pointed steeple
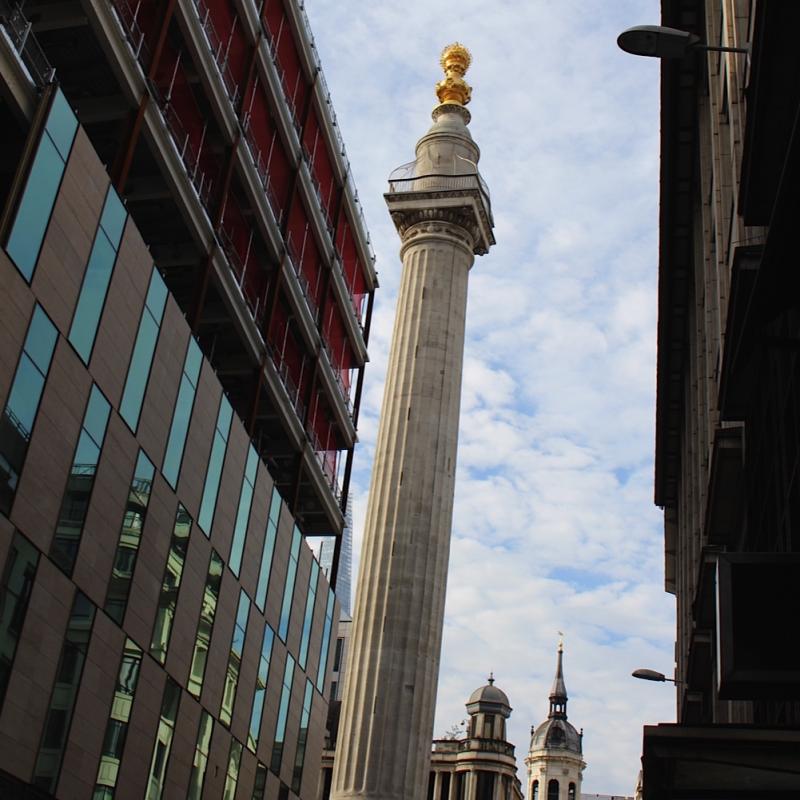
[548,638,568,719]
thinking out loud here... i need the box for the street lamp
[632,668,680,684]
[617,25,749,58]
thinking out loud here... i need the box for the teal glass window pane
[93,638,142,797]
[185,339,202,386]
[223,739,242,800]
[150,504,191,664]
[291,679,314,793]
[229,446,259,576]
[120,311,158,431]
[247,624,274,752]
[6,356,45,436]
[51,385,111,575]
[187,551,223,698]
[105,450,155,624]
[252,764,267,800]
[84,385,112,443]
[278,527,301,642]
[271,654,295,773]
[0,532,39,711]
[69,232,117,363]
[146,678,181,800]
[25,306,59,373]
[255,490,281,611]
[145,269,168,319]
[33,592,96,793]
[45,90,78,159]
[0,306,57,515]
[99,188,127,247]
[298,560,320,670]
[6,136,63,281]
[316,589,335,691]
[119,268,168,432]
[220,589,250,727]
[187,711,213,800]
[197,396,233,535]
[162,340,202,489]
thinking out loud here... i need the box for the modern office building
[331,43,495,800]
[526,645,585,800]
[0,0,375,794]
[640,0,800,795]
[314,495,352,617]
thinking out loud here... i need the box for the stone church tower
[525,644,586,800]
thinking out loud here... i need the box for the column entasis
[331,44,495,800]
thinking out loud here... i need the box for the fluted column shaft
[332,220,474,800]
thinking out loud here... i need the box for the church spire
[548,639,568,719]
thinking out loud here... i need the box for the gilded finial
[557,631,564,653]
[435,43,472,106]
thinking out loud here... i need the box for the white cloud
[308,0,673,794]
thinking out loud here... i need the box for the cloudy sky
[306,0,674,793]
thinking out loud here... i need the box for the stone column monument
[331,44,495,800]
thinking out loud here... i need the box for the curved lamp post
[617,25,749,58]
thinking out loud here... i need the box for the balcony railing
[108,0,150,69]
[388,162,491,210]
[242,118,283,225]
[268,342,305,422]
[0,0,56,85]
[190,0,240,107]
[285,233,319,323]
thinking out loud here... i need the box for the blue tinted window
[119,270,168,431]
[247,624,274,752]
[219,589,250,726]
[291,679,314,793]
[278,527,302,642]
[33,591,96,792]
[46,90,79,159]
[298,560,320,670]
[5,90,77,281]
[6,138,63,280]
[0,306,57,514]
[99,188,127,245]
[229,445,259,576]
[316,589,335,691]
[271,654,295,773]
[163,339,202,489]
[6,357,45,436]
[51,385,111,575]
[105,450,156,624]
[150,504,192,663]
[197,395,233,534]
[255,490,281,611]
[0,532,39,711]
[25,306,59,373]
[69,232,116,363]
[232,590,250,657]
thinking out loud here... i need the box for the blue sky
[306,0,674,793]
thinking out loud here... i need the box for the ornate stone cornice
[388,201,491,255]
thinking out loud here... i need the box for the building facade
[642,0,800,794]
[0,0,375,795]
[526,646,585,800]
[428,678,524,800]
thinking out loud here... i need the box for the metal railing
[191,0,240,107]
[0,0,55,85]
[388,162,491,209]
[108,0,150,69]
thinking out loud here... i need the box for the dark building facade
[0,0,375,795]
[643,0,800,795]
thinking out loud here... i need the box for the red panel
[204,0,249,91]
[153,43,220,205]
[243,79,292,216]
[303,109,336,226]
